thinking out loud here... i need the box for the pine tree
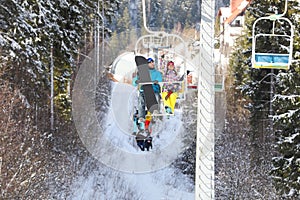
[117,5,131,33]
[149,0,164,30]
[231,0,300,197]
[0,0,120,127]
[270,0,300,197]
[271,69,300,197]
[173,90,197,180]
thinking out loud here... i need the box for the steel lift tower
[195,0,215,199]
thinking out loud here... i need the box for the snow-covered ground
[68,165,194,200]
[122,168,194,200]
[69,82,194,199]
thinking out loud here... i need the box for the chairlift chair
[214,73,225,92]
[252,12,294,70]
[134,32,188,116]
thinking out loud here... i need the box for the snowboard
[135,56,159,114]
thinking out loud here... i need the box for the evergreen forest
[0,0,299,199]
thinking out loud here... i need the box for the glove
[165,90,173,100]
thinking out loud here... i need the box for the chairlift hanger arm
[142,0,165,35]
[252,16,294,34]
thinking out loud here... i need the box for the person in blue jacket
[134,57,162,118]
[147,57,162,93]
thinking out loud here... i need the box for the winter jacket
[164,69,179,82]
[163,69,181,92]
[149,68,162,93]
[133,69,162,93]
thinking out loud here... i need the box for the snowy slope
[123,169,194,200]
[68,81,194,199]
[68,165,194,200]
